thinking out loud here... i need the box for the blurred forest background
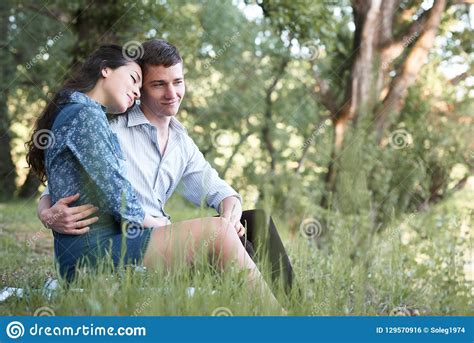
[0,0,472,315]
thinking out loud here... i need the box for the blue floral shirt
[45,91,145,226]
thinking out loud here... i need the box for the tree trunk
[0,0,17,200]
[18,169,41,199]
[0,104,16,200]
[322,0,382,203]
[321,0,447,206]
[70,0,122,68]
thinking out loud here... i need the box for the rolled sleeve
[40,186,50,199]
[179,135,242,213]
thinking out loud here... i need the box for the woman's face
[102,62,142,113]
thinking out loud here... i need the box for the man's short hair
[139,39,183,72]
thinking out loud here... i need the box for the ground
[0,183,472,316]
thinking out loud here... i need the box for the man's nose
[165,85,176,99]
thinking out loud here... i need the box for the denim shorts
[53,218,152,282]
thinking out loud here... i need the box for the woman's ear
[101,67,109,78]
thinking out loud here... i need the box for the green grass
[0,186,472,316]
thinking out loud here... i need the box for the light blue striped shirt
[43,104,242,220]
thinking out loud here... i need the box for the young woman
[26,45,168,281]
[27,45,282,309]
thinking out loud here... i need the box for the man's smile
[162,100,179,105]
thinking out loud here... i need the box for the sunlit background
[0,0,472,315]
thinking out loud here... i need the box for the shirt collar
[126,104,187,135]
[58,90,106,112]
[126,105,149,127]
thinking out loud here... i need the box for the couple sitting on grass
[26,39,293,310]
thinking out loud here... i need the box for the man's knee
[209,216,235,237]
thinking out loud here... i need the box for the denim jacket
[45,91,144,226]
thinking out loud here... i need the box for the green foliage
[1,0,472,315]
[365,62,471,224]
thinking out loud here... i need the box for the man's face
[140,63,185,117]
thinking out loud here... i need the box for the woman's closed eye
[131,75,137,83]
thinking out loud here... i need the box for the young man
[38,39,293,294]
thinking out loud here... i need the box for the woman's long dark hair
[26,44,134,184]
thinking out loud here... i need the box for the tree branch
[261,57,289,172]
[294,114,330,174]
[222,130,252,178]
[380,6,430,62]
[450,67,473,85]
[375,0,447,142]
[311,68,339,116]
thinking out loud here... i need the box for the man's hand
[38,193,99,235]
[219,196,245,237]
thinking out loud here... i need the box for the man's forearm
[37,195,53,224]
[219,196,240,214]
[219,196,243,224]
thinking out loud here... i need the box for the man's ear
[101,67,110,78]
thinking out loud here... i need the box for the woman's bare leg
[142,217,282,308]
